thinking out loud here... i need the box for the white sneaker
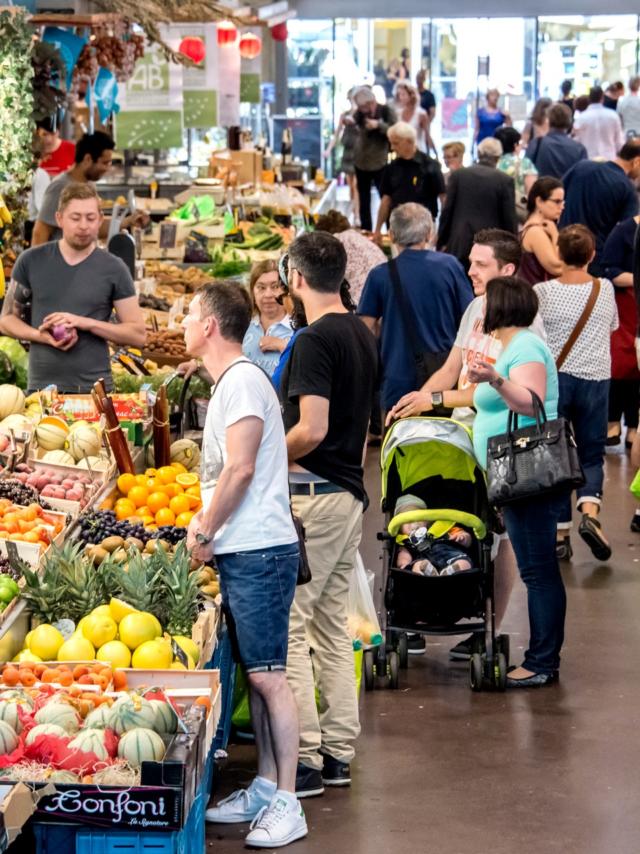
[206,786,272,824]
[245,796,308,848]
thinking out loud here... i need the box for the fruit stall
[0,378,231,851]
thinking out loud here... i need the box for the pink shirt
[336,229,387,304]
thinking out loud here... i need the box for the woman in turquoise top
[468,276,565,688]
[242,259,293,378]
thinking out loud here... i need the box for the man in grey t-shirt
[0,183,145,393]
[33,130,148,246]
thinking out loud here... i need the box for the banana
[0,196,12,225]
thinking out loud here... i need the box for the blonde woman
[392,81,434,154]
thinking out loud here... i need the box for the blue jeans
[503,494,566,674]
[557,373,609,525]
[216,543,299,672]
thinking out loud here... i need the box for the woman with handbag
[534,225,618,562]
[467,276,564,688]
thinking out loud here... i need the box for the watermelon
[25,723,68,746]
[34,701,81,733]
[0,720,18,755]
[117,728,165,767]
[108,695,157,735]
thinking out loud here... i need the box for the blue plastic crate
[33,823,78,853]
[75,831,177,853]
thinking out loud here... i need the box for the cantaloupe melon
[0,698,30,733]
[68,728,110,760]
[25,723,67,746]
[84,705,113,729]
[77,455,111,471]
[0,690,33,709]
[66,425,102,462]
[170,439,201,472]
[148,699,177,734]
[0,720,18,755]
[35,416,69,450]
[0,413,32,435]
[41,449,76,467]
[117,727,165,767]
[34,701,80,733]
[48,770,80,783]
[0,386,24,421]
[107,695,157,735]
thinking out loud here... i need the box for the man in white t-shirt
[386,229,524,659]
[183,283,306,849]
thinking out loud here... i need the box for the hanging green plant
[0,10,35,192]
[31,41,68,123]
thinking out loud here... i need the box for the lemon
[57,635,95,661]
[97,640,132,668]
[131,639,173,669]
[172,636,199,665]
[91,605,113,619]
[13,650,42,663]
[28,624,64,660]
[119,613,160,651]
[82,615,118,648]
[109,597,139,624]
[176,473,199,488]
[24,630,33,648]
[148,614,162,638]
[170,661,187,670]
[76,616,90,635]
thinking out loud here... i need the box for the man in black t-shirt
[373,121,445,242]
[280,232,378,799]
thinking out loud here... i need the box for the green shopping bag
[630,468,640,500]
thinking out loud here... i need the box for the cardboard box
[212,149,263,185]
[0,783,49,851]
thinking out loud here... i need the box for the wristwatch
[489,376,505,389]
[195,532,213,545]
[431,391,444,408]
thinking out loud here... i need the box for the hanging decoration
[270,22,288,42]
[178,36,206,64]
[239,32,261,60]
[216,20,238,46]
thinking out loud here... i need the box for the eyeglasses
[548,197,565,205]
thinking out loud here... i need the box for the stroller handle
[388,509,487,541]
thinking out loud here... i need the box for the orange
[177,473,199,489]
[146,524,158,532]
[159,483,181,499]
[185,484,201,497]
[171,462,188,474]
[137,506,150,518]
[141,515,155,526]
[185,494,202,510]
[127,486,149,508]
[147,492,170,514]
[145,468,158,477]
[135,474,148,486]
[175,511,195,527]
[157,466,177,485]
[155,507,175,526]
[115,498,136,520]
[117,473,136,495]
[145,478,158,490]
[170,494,190,516]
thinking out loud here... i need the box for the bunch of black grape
[76,510,152,546]
[0,556,23,582]
[153,526,187,546]
[0,480,55,511]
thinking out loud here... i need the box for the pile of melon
[0,689,177,776]
[35,417,111,471]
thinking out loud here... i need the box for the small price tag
[171,639,189,668]
[5,541,20,566]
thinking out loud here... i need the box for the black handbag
[387,258,451,389]
[486,391,585,507]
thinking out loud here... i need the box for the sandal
[578,513,612,562]
[556,535,573,561]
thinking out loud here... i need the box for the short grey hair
[388,121,417,143]
[353,86,376,106]
[389,203,433,247]
[630,75,640,93]
[477,137,503,163]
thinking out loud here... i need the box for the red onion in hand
[52,324,72,342]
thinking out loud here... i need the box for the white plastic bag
[347,551,382,648]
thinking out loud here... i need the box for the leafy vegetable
[0,337,27,389]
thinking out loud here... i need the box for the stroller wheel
[363,649,375,692]
[387,651,400,689]
[375,642,387,678]
[494,652,508,691]
[497,634,510,666]
[398,634,409,669]
[470,652,484,692]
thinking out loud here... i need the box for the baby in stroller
[394,494,473,577]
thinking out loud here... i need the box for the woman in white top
[392,81,434,155]
[534,224,618,564]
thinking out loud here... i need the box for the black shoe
[556,535,573,561]
[506,667,559,688]
[631,514,640,533]
[320,752,351,787]
[578,513,612,562]
[449,632,482,661]
[407,633,426,655]
[295,762,324,798]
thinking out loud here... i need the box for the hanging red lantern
[217,20,238,46]
[270,22,288,42]
[178,36,206,64]
[239,32,262,60]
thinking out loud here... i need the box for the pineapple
[111,547,165,620]
[157,542,200,636]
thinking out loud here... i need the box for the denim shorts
[216,543,299,673]
[427,540,472,570]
